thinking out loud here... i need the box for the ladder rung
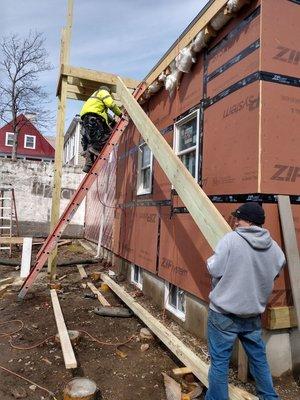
[0,198,11,200]
[0,217,10,219]
[0,226,11,229]
[0,207,11,209]
[0,247,10,250]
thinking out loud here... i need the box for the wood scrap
[172,367,193,376]
[0,277,14,285]
[50,289,77,369]
[86,282,111,307]
[0,284,12,296]
[77,264,88,279]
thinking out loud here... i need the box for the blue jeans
[205,309,279,400]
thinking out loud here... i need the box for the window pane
[142,167,151,189]
[178,289,185,313]
[169,284,177,308]
[180,150,196,177]
[6,133,14,146]
[178,118,197,151]
[133,265,139,282]
[26,136,35,148]
[141,145,151,168]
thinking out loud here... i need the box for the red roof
[0,114,55,159]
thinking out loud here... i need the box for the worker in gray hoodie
[205,202,285,400]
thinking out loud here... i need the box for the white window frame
[130,264,143,289]
[173,109,200,182]
[5,132,15,147]
[164,282,186,321]
[137,142,153,195]
[24,134,36,149]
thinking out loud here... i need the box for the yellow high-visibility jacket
[80,89,122,125]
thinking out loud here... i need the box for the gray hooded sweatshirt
[207,226,286,317]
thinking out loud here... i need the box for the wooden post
[48,0,73,279]
[278,195,300,329]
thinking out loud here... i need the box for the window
[165,283,186,321]
[174,110,200,181]
[131,264,143,289]
[137,142,153,195]
[5,132,15,147]
[24,134,36,149]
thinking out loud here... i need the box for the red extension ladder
[18,82,146,299]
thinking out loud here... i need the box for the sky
[2,0,210,137]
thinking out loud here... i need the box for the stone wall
[0,159,85,237]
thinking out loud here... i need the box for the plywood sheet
[260,0,300,77]
[260,82,300,194]
[207,50,259,98]
[158,207,212,301]
[202,82,260,194]
[207,5,260,75]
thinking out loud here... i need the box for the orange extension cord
[0,320,135,398]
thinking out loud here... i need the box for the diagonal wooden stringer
[18,82,147,300]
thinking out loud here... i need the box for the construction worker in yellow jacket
[80,86,123,172]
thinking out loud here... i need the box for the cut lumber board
[0,277,15,285]
[86,282,111,307]
[116,77,231,250]
[278,195,300,328]
[0,284,12,296]
[77,264,88,279]
[20,237,33,278]
[267,306,297,330]
[50,289,77,369]
[101,274,257,400]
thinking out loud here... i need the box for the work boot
[87,146,100,157]
[82,152,93,173]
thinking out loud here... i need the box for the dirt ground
[0,242,299,400]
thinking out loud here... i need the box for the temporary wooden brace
[77,264,88,279]
[101,274,257,400]
[50,289,77,369]
[116,77,231,250]
[86,282,111,307]
[20,237,33,278]
[278,195,300,329]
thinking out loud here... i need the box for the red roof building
[0,114,55,161]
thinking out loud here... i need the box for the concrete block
[142,270,165,309]
[263,330,292,377]
[184,293,208,339]
[290,328,300,378]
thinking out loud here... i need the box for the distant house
[0,114,55,162]
[63,115,84,166]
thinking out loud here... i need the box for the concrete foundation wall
[94,244,299,378]
[0,159,85,237]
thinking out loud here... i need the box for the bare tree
[0,32,53,160]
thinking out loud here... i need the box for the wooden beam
[278,195,300,328]
[50,289,77,369]
[20,237,33,279]
[144,0,228,86]
[116,77,231,250]
[86,282,111,307]
[62,64,139,90]
[101,274,257,400]
[267,306,297,330]
[77,264,88,279]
